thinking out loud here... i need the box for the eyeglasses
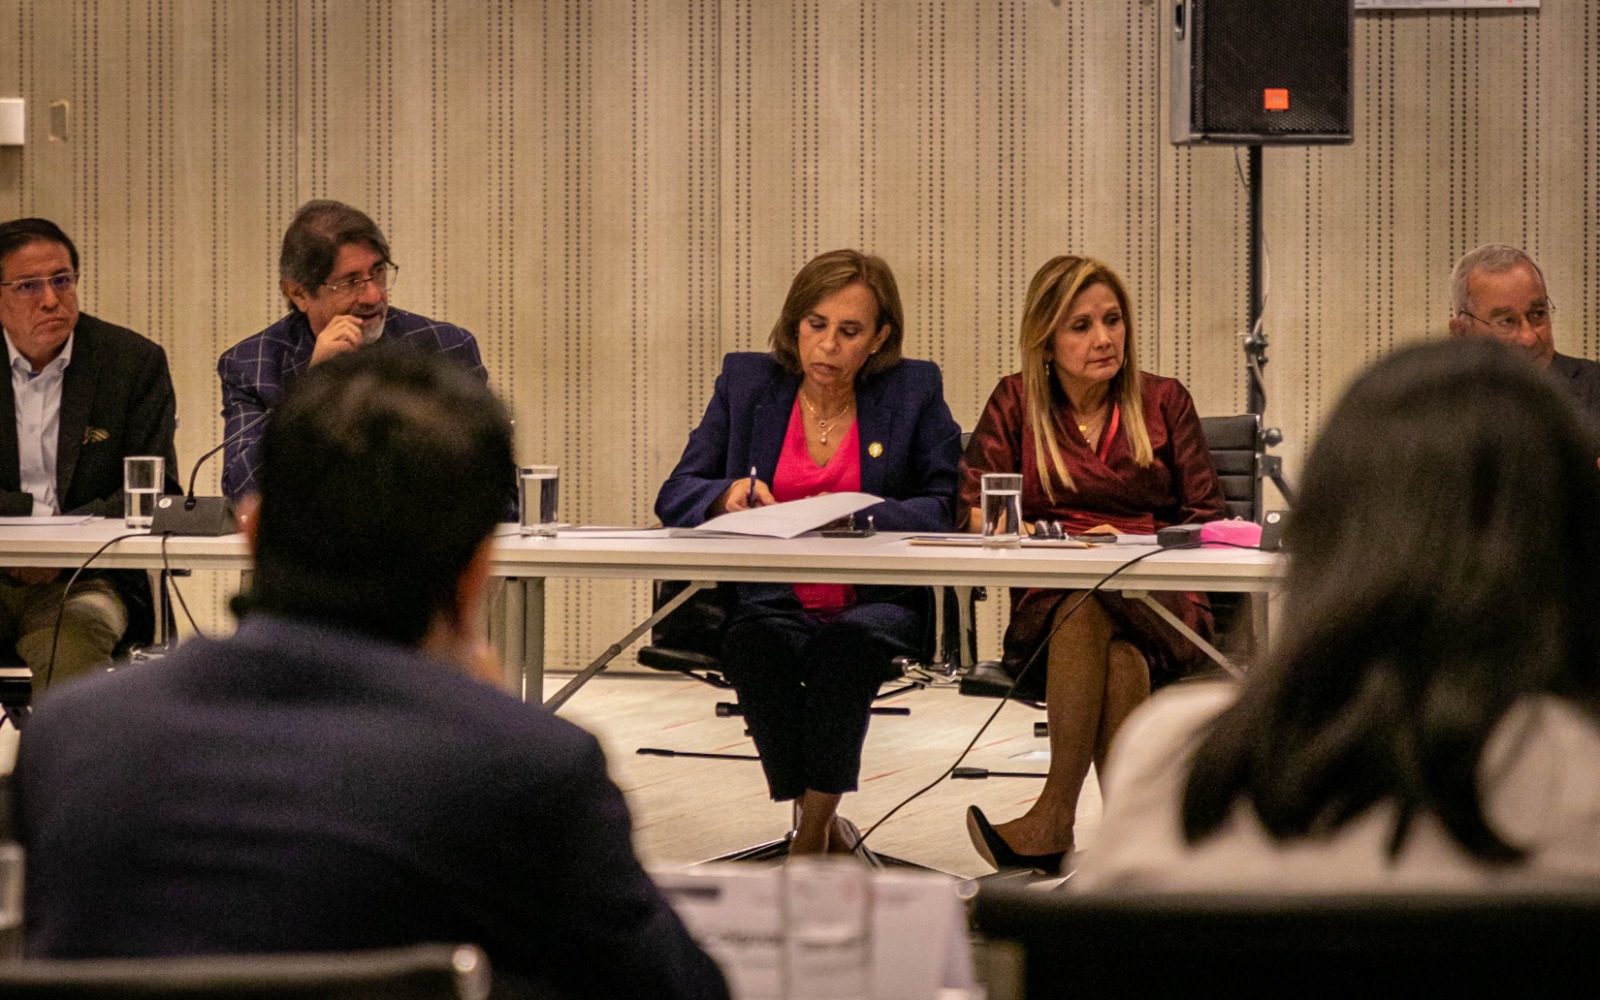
[0,272,79,298]
[1458,302,1555,335]
[322,263,398,297]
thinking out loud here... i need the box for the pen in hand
[747,466,758,506]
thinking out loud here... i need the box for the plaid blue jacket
[217,308,487,499]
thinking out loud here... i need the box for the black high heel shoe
[966,805,1067,875]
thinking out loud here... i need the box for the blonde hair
[1019,255,1152,500]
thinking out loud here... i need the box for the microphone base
[151,496,238,537]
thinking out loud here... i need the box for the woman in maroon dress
[961,255,1226,873]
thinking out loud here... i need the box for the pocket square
[83,426,109,444]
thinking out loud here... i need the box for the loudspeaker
[1170,0,1352,146]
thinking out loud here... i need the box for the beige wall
[0,1,1593,663]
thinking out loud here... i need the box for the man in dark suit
[0,218,179,692]
[1449,243,1600,437]
[13,347,728,1000]
[216,199,487,500]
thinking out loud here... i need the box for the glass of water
[0,842,20,961]
[519,465,560,537]
[980,472,1024,548]
[123,455,164,529]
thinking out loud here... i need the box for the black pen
[747,466,758,505]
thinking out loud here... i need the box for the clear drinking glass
[980,472,1024,548]
[123,455,164,529]
[519,465,560,537]
[784,858,869,1000]
[0,842,21,960]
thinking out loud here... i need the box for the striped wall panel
[0,0,1590,668]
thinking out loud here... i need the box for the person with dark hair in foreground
[216,199,489,501]
[13,348,729,1000]
[1078,338,1600,890]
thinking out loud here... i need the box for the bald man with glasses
[217,200,489,501]
[1449,243,1600,437]
[0,217,179,692]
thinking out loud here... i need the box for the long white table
[0,521,1286,699]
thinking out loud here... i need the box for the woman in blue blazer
[656,249,962,857]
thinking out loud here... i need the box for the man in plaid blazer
[217,200,488,500]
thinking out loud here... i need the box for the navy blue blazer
[655,352,962,534]
[14,614,728,1000]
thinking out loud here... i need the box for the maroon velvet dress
[960,371,1227,696]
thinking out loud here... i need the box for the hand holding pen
[714,466,776,514]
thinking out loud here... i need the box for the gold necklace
[799,390,854,446]
[1076,403,1107,440]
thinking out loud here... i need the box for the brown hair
[1018,255,1152,500]
[769,249,904,380]
[279,200,392,298]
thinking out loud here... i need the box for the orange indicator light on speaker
[1264,88,1290,111]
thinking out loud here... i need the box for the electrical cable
[854,541,1202,851]
[160,531,206,639]
[42,530,149,690]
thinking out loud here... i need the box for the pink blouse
[773,396,861,611]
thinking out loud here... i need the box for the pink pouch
[1201,519,1262,548]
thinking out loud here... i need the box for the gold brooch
[868,442,884,458]
[83,427,109,444]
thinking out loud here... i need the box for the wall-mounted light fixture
[49,99,70,142]
[0,99,23,146]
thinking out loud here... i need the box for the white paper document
[0,515,96,527]
[695,492,882,539]
[1356,0,1535,7]
[550,525,662,539]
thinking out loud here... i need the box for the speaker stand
[1244,144,1296,507]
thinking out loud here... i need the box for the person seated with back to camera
[959,254,1226,875]
[14,347,728,1000]
[1078,338,1600,890]
[655,248,962,858]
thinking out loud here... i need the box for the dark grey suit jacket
[1550,352,1600,445]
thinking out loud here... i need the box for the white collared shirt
[4,329,74,516]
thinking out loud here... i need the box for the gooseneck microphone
[150,409,271,536]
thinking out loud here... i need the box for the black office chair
[1196,413,1265,664]
[638,433,981,733]
[972,885,1600,999]
[0,943,493,1000]
[1197,413,1264,523]
[633,580,971,865]
[636,581,971,758]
